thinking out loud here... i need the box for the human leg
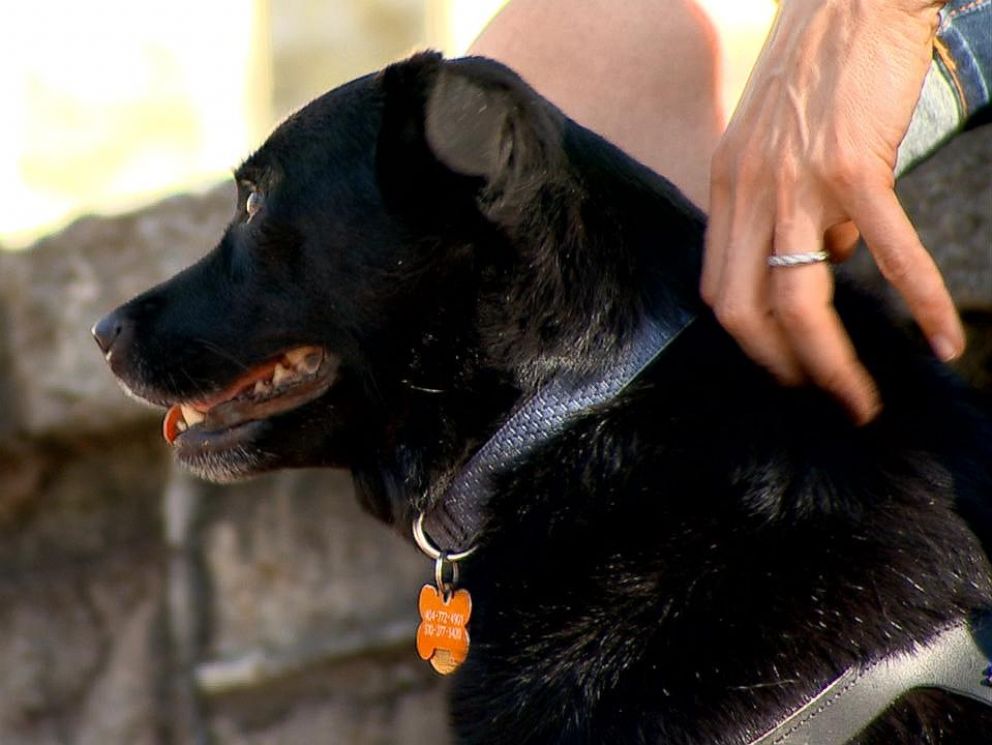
[468,0,730,208]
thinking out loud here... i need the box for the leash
[748,614,992,745]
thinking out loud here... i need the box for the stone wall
[0,184,449,745]
[0,127,988,744]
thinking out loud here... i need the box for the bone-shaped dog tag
[416,584,472,674]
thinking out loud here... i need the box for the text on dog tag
[416,584,472,675]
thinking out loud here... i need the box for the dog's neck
[479,124,707,391]
[422,301,696,552]
[356,125,708,532]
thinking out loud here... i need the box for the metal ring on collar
[435,553,459,593]
[767,250,830,268]
[413,512,477,563]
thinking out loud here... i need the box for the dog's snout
[91,309,128,356]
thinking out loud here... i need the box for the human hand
[701,0,964,424]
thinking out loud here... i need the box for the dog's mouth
[162,345,339,445]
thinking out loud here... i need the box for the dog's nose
[91,310,126,355]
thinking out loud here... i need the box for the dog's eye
[245,191,263,222]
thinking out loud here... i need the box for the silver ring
[767,250,830,268]
[412,513,477,562]
[435,553,459,594]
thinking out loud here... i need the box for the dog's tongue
[161,359,282,444]
[163,405,184,444]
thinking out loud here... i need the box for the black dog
[94,53,992,743]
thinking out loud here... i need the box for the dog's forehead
[242,72,383,179]
[234,156,272,189]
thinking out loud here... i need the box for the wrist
[773,0,944,45]
[776,0,947,10]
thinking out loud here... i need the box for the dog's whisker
[165,367,212,403]
[177,370,213,401]
[728,679,799,691]
[195,338,252,372]
[401,380,446,394]
[364,370,386,407]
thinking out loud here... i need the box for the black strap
[423,306,695,552]
[748,614,992,745]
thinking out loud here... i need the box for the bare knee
[470,0,722,207]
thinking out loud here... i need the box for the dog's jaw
[175,428,269,483]
[162,347,337,443]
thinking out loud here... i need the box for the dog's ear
[378,52,559,222]
[422,58,519,182]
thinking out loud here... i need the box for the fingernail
[856,399,883,427]
[930,335,962,362]
[853,384,883,427]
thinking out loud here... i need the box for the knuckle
[823,155,863,191]
[710,142,731,172]
[908,283,952,325]
[699,281,718,307]
[824,156,892,195]
[709,145,736,189]
[714,300,758,335]
[814,364,856,399]
[776,365,806,388]
[734,151,766,185]
[772,218,804,247]
[905,278,940,310]
[771,157,800,187]
[874,249,913,283]
[710,165,732,193]
[774,290,815,330]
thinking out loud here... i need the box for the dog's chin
[170,398,354,482]
[172,419,275,482]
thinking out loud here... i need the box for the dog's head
[93,52,702,520]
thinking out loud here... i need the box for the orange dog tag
[416,584,472,674]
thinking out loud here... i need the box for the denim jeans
[897,0,991,174]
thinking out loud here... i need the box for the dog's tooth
[181,404,205,426]
[176,419,188,433]
[298,352,322,375]
[254,380,271,396]
[272,363,291,386]
[284,347,310,366]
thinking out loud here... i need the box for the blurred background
[0,0,514,250]
[0,1,988,744]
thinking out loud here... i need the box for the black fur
[95,53,992,743]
